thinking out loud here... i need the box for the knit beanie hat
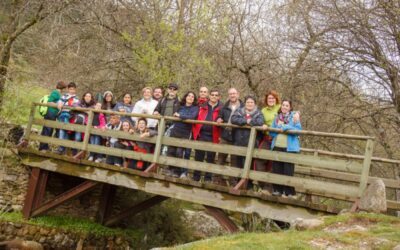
[103,91,113,98]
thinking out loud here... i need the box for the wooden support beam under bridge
[20,149,328,223]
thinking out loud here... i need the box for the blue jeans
[89,135,102,159]
[57,119,82,154]
[39,111,57,151]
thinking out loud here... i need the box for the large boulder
[359,179,387,213]
[291,218,324,230]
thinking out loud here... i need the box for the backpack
[38,95,49,116]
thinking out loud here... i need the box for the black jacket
[231,107,264,147]
[218,100,244,142]
[154,95,180,116]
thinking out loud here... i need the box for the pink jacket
[85,113,106,129]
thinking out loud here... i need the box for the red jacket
[192,102,222,143]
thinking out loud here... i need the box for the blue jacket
[171,105,199,138]
[270,112,302,152]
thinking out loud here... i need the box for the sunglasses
[168,87,177,91]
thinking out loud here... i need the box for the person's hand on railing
[128,129,135,134]
[153,111,160,115]
[293,111,300,123]
[140,132,151,138]
[173,112,180,117]
[57,103,63,110]
[262,124,268,130]
[216,118,223,123]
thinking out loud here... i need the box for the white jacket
[132,98,159,128]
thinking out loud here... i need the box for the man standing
[153,83,180,128]
[39,81,67,152]
[216,88,243,167]
[198,86,209,105]
[132,87,159,129]
[152,87,164,102]
[192,89,222,182]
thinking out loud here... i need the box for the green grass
[169,213,400,250]
[1,79,47,125]
[0,211,142,238]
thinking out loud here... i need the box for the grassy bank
[0,211,141,238]
[169,213,400,250]
[1,80,47,125]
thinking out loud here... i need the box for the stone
[3,174,18,182]
[76,238,85,250]
[292,218,324,230]
[115,237,123,245]
[11,204,23,211]
[393,244,400,250]
[54,233,65,243]
[28,225,38,235]
[39,228,49,235]
[359,179,387,213]
[0,148,15,158]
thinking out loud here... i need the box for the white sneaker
[95,158,103,163]
[88,156,94,161]
[179,173,187,179]
[114,163,121,167]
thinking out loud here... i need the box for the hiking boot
[88,156,94,161]
[95,158,103,163]
[179,173,188,179]
[272,191,281,196]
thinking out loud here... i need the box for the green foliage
[0,66,47,125]
[0,211,141,238]
[121,10,225,91]
[114,190,195,248]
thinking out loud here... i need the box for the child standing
[56,82,80,155]
[88,102,106,162]
[128,118,157,171]
[105,114,123,166]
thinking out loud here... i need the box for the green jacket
[47,90,61,114]
[261,104,280,134]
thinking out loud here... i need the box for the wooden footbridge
[17,103,400,232]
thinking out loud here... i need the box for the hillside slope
[168,213,400,250]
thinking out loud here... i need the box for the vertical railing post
[82,110,94,151]
[152,117,166,164]
[24,103,37,142]
[358,139,374,197]
[241,127,257,179]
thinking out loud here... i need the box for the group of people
[38,81,302,198]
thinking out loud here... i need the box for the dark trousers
[253,136,273,189]
[193,134,215,181]
[272,147,296,195]
[106,141,125,165]
[167,131,191,176]
[39,111,57,151]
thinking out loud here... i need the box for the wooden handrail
[33,102,375,140]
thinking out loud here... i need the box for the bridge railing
[23,102,399,209]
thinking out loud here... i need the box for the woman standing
[167,91,199,178]
[113,93,134,125]
[270,99,302,198]
[101,91,116,122]
[231,96,264,169]
[252,90,281,193]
